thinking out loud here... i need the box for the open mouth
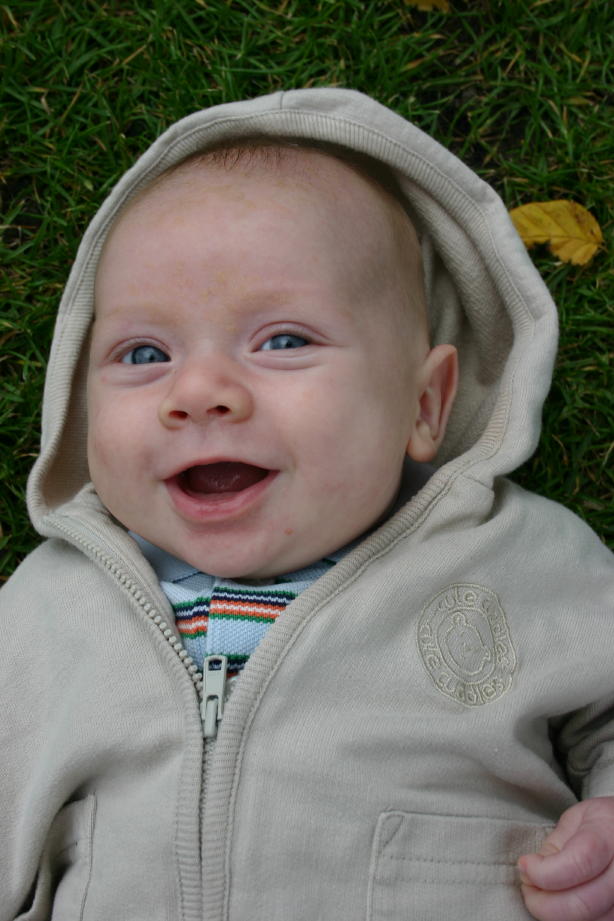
[178,462,270,496]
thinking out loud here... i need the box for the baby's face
[87,153,434,579]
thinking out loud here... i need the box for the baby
[2,89,614,921]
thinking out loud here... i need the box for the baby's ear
[406,344,458,463]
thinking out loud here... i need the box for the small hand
[519,797,614,921]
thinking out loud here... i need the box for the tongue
[181,462,268,495]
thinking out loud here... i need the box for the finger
[522,886,614,921]
[520,861,614,921]
[519,828,612,891]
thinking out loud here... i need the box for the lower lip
[164,470,278,522]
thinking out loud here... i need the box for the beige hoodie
[1,88,613,921]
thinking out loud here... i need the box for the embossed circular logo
[418,583,516,707]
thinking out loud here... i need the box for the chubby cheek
[86,397,141,491]
[86,402,105,476]
[86,426,121,500]
[291,395,401,496]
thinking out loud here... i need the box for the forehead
[97,145,426,338]
[100,152,379,298]
[116,145,412,240]
[116,147,417,267]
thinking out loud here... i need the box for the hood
[27,87,558,532]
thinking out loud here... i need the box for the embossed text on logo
[418,583,516,707]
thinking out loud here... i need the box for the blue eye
[260,333,309,351]
[121,345,170,364]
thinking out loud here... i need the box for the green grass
[1,0,612,579]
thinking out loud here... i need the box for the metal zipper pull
[201,655,228,739]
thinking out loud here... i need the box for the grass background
[1,0,612,580]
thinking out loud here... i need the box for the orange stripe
[179,625,208,636]
[210,601,282,618]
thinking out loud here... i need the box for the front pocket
[367,810,554,921]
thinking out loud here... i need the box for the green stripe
[208,611,280,624]
[173,596,210,612]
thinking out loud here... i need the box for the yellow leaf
[509,200,603,266]
[405,0,450,11]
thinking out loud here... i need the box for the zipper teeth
[50,519,204,697]
[53,517,215,915]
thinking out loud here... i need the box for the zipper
[50,518,229,917]
[201,655,228,739]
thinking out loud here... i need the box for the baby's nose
[158,357,253,427]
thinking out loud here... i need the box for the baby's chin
[180,556,303,584]
[171,539,330,583]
